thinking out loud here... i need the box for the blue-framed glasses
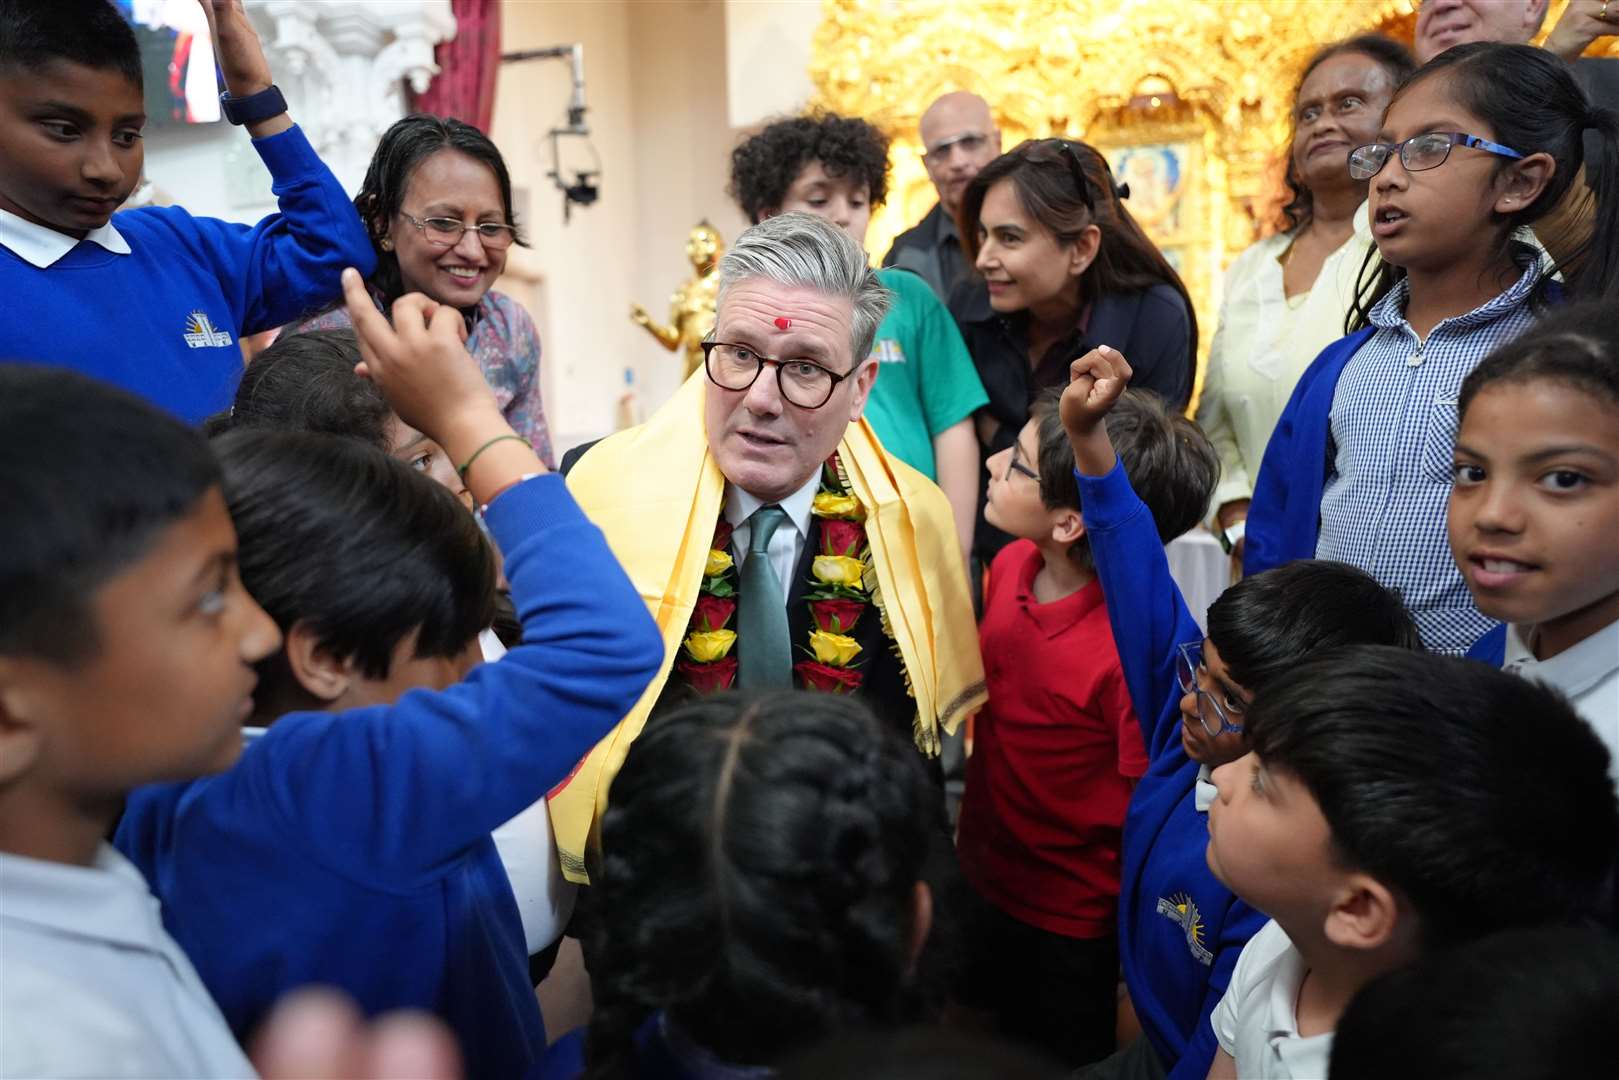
[1348,131,1525,181]
[1174,641,1246,739]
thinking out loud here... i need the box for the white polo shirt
[0,845,253,1078]
[1210,919,1334,1080]
[1504,621,1619,784]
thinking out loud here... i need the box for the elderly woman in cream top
[1197,35,1413,553]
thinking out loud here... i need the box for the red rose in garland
[677,655,738,693]
[793,660,864,693]
[820,519,865,557]
[692,594,736,633]
[712,519,734,552]
[809,597,865,634]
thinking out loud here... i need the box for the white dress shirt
[1504,620,1619,784]
[724,472,822,599]
[0,845,254,1079]
[0,206,130,269]
[1210,919,1334,1080]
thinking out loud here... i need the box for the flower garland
[674,454,880,695]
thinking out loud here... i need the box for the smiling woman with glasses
[297,114,556,468]
[1192,35,1413,561]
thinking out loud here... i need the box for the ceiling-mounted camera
[500,43,600,223]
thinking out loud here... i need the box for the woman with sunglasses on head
[1059,342,1421,1080]
[1195,36,1412,560]
[1244,42,1619,656]
[299,115,555,466]
[950,139,1196,565]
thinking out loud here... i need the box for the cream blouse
[1195,207,1374,521]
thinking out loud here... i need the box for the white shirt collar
[0,844,167,954]
[1504,620,1619,700]
[723,470,821,544]
[0,206,131,268]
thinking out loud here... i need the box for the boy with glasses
[1060,346,1422,1080]
[954,382,1217,1067]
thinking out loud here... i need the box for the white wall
[723,0,820,128]
[494,0,749,454]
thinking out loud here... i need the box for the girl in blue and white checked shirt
[1244,41,1619,655]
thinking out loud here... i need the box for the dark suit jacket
[559,440,919,747]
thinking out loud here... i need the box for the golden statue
[631,221,724,379]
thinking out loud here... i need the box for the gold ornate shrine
[809,0,1612,391]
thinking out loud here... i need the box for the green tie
[736,505,793,689]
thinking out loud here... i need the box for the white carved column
[248,0,457,194]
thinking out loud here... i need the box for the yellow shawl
[550,369,986,883]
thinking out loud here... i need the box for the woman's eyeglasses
[1041,138,1097,213]
[398,211,518,250]
[1348,131,1525,181]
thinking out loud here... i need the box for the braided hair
[585,691,936,1077]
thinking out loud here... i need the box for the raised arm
[1063,347,1205,760]
[248,274,661,884]
[161,2,375,333]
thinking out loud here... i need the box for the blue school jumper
[1076,462,1269,1080]
[0,125,373,424]
[116,476,663,1080]
[1244,272,1552,654]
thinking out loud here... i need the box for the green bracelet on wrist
[457,434,529,480]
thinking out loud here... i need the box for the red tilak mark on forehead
[774,316,792,330]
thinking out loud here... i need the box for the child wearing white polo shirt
[0,367,283,1078]
[1202,647,1618,1080]
[1449,302,1619,780]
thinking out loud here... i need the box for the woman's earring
[380,238,393,251]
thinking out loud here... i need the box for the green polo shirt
[862,267,989,480]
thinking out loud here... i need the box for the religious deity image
[630,220,724,378]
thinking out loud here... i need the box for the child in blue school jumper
[1060,346,1423,1080]
[1243,43,1619,655]
[0,0,373,423]
[115,275,664,1080]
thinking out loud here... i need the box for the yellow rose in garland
[683,629,737,663]
[812,555,866,588]
[808,630,862,666]
[705,548,734,577]
[811,491,863,520]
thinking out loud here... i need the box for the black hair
[1349,42,1619,331]
[1205,560,1421,694]
[1030,387,1218,570]
[0,366,218,666]
[212,429,495,688]
[1458,299,1619,419]
[728,112,892,225]
[778,1027,1067,1080]
[960,139,1200,362]
[1277,34,1416,233]
[351,114,526,308]
[1246,646,1619,947]
[586,691,936,1077]
[203,330,392,450]
[0,0,141,88]
[1330,926,1619,1080]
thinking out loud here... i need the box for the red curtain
[410,0,502,132]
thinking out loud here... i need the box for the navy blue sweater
[0,125,373,423]
[117,476,663,1079]
[1077,462,1269,1079]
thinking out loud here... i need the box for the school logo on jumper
[1157,892,1213,966]
[869,339,907,364]
[183,311,233,349]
